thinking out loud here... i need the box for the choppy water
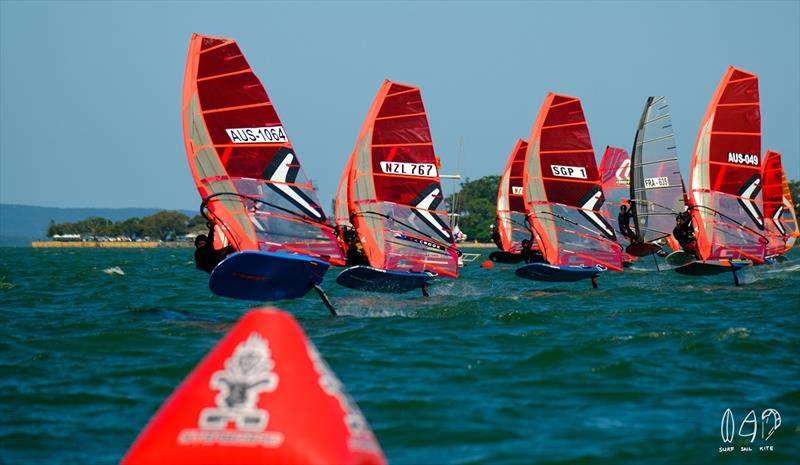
[1,247,798,464]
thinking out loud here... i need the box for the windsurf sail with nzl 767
[519,93,623,279]
[628,97,688,256]
[182,33,344,303]
[762,150,799,257]
[335,80,458,292]
[688,66,767,263]
[497,139,534,253]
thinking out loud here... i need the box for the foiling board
[674,259,751,276]
[209,251,329,301]
[515,262,605,282]
[336,265,435,293]
[625,242,663,257]
[489,251,525,264]
[665,251,696,267]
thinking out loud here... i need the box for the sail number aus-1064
[226,126,288,144]
[379,161,437,177]
[550,165,587,179]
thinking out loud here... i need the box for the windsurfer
[520,238,544,264]
[618,203,637,243]
[343,227,368,266]
[490,224,502,249]
[672,212,700,259]
[194,224,235,273]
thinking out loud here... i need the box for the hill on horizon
[0,203,196,246]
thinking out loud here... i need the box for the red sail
[599,146,636,261]
[688,66,766,262]
[182,34,344,265]
[523,93,623,270]
[763,150,799,256]
[497,139,533,252]
[122,308,386,465]
[343,80,458,277]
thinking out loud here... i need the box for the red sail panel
[599,146,636,263]
[781,165,799,250]
[688,66,766,262]
[497,139,533,252]
[763,150,799,255]
[523,93,623,270]
[347,81,458,277]
[183,34,344,265]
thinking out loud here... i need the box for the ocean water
[0,246,798,464]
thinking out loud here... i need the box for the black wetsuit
[491,230,502,250]
[672,222,696,248]
[618,208,636,242]
[194,229,234,273]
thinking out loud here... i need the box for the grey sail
[630,96,687,243]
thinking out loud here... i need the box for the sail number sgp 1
[550,165,587,179]
[226,126,288,144]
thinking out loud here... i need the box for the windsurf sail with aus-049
[182,33,344,304]
[628,96,688,256]
[762,150,799,257]
[335,80,458,293]
[688,66,767,263]
[497,139,534,253]
[517,92,623,282]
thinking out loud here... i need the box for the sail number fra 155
[550,165,587,179]
[379,161,437,177]
[226,126,288,144]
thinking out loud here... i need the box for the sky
[1,0,798,211]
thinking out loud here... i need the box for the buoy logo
[178,333,284,447]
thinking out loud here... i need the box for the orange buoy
[122,308,386,465]
[480,260,494,269]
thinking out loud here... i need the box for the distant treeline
[47,211,207,241]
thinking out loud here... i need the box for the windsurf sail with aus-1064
[497,139,534,252]
[182,33,344,266]
[338,80,458,277]
[688,66,767,262]
[762,150,799,257]
[522,93,623,271]
[629,97,688,250]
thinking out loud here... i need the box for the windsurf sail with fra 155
[523,93,623,271]
[629,97,687,245]
[182,34,344,265]
[497,139,534,252]
[688,66,767,262]
[762,150,799,256]
[345,80,458,277]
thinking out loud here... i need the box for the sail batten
[182,33,344,265]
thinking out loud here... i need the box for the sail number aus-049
[644,177,670,188]
[550,165,587,179]
[379,161,437,177]
[226,126,288,144]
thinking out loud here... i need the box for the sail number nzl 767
[379,161,437,178]
[550,165,587,179]
[226,126,288,144]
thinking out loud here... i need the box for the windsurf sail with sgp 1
[519,93,623,279]
[497,139,533,253]
[182,33,344,303]
[762,150,799,257]
[628,97,688,256]
[688,66,767,263]
[335,80,458,292]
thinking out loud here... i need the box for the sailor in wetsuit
[194,225,235,273]
[490,224,503,250]
[672,212,700,259]
[520,238,545,264]
[343,228,368,266]
[617,203,637,243]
